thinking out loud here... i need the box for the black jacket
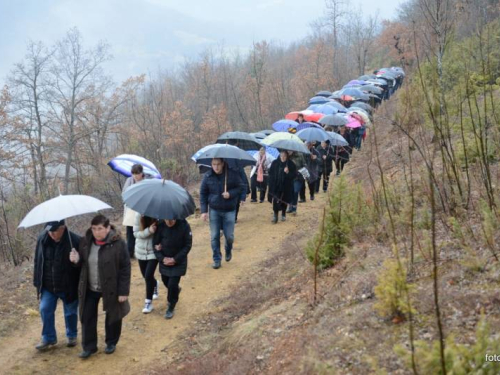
[268,158,296,204]
[33,229,81,302]
[305,147,321,182]
[317,145,334,171]
[200,167,245,213]
[153,220,192,277]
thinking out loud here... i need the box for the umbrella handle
[224,167,227,193]
[67,226,73,249]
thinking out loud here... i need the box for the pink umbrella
[346,115,362,129]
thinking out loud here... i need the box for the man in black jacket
[33,220,81,350]
[317,140,334,192]
[200,158,244,269]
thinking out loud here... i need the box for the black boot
[271,213,278,224]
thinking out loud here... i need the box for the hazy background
[0,0,404,85]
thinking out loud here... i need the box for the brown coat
[77,226,131,324]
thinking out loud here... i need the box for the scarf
[257,153,266,183]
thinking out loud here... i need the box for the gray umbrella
[192,144,256,168]
[216,131,263,151]
[267,139,310,154]
[296,127,331,143]
[350,102,374,113]
[122,179,196,220]
[319,114,348,127]
[260,129,275,136]
[326,132,349,146]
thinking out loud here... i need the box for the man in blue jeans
[33,220,81,350]
[200,158,245,269]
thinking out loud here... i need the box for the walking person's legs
[209,208,223,267]
[38,289,58,347]
[250,174,257,202]
[126,226,135,259]
[61,295,78,344]
[81,290,101,354]
[222,211,236,260]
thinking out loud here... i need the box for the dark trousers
[138,259,158,300]
[315,172,322,193]
[335,159,348,173]
[235,198,241,223]
[321,168,332,191]
[301,180,316,199]
[81,290,122,352]
[161,275,181,308]
[272,197,287,216]
[250,174,267,202]
[126,226,135,258]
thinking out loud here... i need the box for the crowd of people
[31,67,404,359]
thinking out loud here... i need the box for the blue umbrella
[307,104,320,111]
[272,119,299,132]
[323,101,348,113]
[314,104,338,115]
[108,154,161,179]
[326,132,349,146]
[296,122,323,132]
[296,127,332,143]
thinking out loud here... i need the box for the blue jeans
[39,288,78,343]
[291,179,304,211]
[209,208,235,262]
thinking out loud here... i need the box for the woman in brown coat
[70,214,131,359]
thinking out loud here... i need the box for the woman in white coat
[250,147,274,203]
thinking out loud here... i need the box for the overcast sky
[0,0,405,86]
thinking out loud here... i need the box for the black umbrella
[350,102,374,113]
[260,129,275,136]
[122,179,196,220]
[361,85,383,95]
[315,90,332,97]
[217,131,263,151]
[319,114,348,127]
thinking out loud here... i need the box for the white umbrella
[18,195,113,229]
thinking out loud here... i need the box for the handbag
[298,167,310,181]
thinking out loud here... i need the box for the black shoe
[271,214,278,224]
[299,199,306,203]
[35,340,57,351]
[212,261,221,269]
[281,215,286,222]
[164,308,175,319]
[79,348,97,359]
[104,344,116,355]
[67,337,78,347]
[310,196,315,201]
[259,200,264,203]
[225,252,232,262]
[286,207,293,213]
[250,199,257,203]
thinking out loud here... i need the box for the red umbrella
[304,113,325,122]
[285,110,313,121]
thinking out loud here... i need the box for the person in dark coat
[153,219,192,319]
[200,158,245,269]
[268,150,296,223]
[33,220,81,350]
[317,140,334,192]
[234,166,249,223]
[288,151,306,213]
[334,126,353,175]
[300,142,320,201]
[70,214,131,359]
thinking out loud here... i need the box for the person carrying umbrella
[268,150,296,223]
[133,214,159,314]
[317,140,335,192]
[122,164,146,259]
[70,214,131,359]
[153,218,192,319]
[335,127,353,175]
[33,220,81,351]
[250,147,272,203]
[287,151,306,214]
[200,158,245,269]
[301,142,320,201]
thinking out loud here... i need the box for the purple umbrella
[272,119,300,132]
[108,154,162,179]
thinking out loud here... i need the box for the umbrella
[251,132,267,140]
[309,96,330,105]
[367,79,388,87]
[323,101,348,113]
[315,90,332,97]
[285,110,313,121]
[360,85,383,95]
[319,114,348,127]
[307,104,320,111]
[347,109,371,125]
[216,131,262,151]
[326,132,349,146]
[122,179,195,220]
[272,119,300,132]
[260,129,275,136]
[267,139,310,154]
[108,154,161,179]
[358,74,377,81]
[296,127,332,143]
[350,101,374,113]
[305,113,325,122]
[346,116,362,129]
[347,80,368,86]
[340,88,370,101]
[192,144,256,168]
[262,132,303,145]
[247,148,279,161]
[18,195,113,229]
[296,122,324,132]
[314,104,339,115]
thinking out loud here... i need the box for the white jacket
[250,153,273,178]
[132,213,156,260]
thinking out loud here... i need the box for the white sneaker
[153,281,159,300]
[142,300,153,314]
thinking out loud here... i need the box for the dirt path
[0,194,323,374]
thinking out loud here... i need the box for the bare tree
[325,0,345,85]
[46,27,111,193]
